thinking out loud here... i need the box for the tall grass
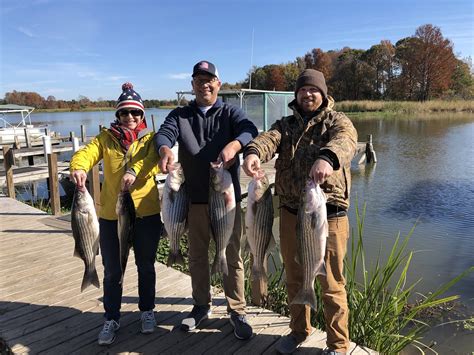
[335,100,474,114]
[343,204,473,353]
[155,204,472,353]
[241,203,472,354]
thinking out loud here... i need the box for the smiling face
[296,85,324,115]
[118,109,143,130]
[192,73,221,106]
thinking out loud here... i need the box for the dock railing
[2,124,376,218]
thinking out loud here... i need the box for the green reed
[155,204,471,354]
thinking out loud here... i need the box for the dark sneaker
[140,310,157,334]
[98,319,120,345]
[322,349,346,355]
[181,305,211,331]
[275,334,304,354]
[229,313,253,340]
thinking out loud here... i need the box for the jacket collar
[190,98,223,110]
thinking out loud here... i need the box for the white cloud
[169,73,191,80]
[17,26,35,38]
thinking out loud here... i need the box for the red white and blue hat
[115,82,145,118]
[192,60,219,79]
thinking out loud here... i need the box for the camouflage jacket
[244,97,357,210]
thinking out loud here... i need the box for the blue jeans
[99,214,162,321]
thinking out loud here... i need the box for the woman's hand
[121,172,136,191]
[71,169,87,191]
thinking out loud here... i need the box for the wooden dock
[0,197,376,354]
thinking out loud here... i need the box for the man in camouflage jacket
[243,69,357,355]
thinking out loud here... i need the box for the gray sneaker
[98,319,120,345]
[141,310,157,334]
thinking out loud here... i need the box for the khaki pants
[187,203,246,315]
[280,207,350,352]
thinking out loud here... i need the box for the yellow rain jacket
[70,128,161,220]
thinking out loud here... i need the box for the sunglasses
[119,109,143,117]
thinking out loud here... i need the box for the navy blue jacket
[154,99,258,203]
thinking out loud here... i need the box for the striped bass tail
[167,252,185,267]
[291,289,318,311]
[81,267,100,292]
[211,252,229,276]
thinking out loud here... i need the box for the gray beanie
[294,69,327,98]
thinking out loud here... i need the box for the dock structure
[0,197,377,354]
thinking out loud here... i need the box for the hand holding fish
[72,169,87,191]
[121,172,136,191]
[158,145,175,173]
[243,154,261,178]
[219,140,241,169]
[310,158,333,184]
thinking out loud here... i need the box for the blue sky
[1,0,472,101]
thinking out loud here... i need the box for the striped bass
[209,161,236,276]
[161,162,188,267]
[292,180,328,310]
[116,190,136,283]
[71,187,100,292]
[245,169,274,283]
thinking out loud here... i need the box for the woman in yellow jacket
[70,83,161,345]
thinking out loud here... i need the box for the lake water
[15,109,474,352]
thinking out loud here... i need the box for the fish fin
[167,252,185,267]
[316,262,327,277]
[291,289,318,311]
[294,253,302,266]
[81,267,100,292]
[211,254,228,276]
[251,263,267,283]
[267,234,276,253]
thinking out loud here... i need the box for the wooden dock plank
[0,196,377,354]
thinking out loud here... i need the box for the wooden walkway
[0,197,376,355]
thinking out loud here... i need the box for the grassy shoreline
[335,99,474,114]
[33,100,474,114]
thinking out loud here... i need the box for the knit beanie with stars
[115,82,145,118]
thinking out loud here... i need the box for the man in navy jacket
[155,60,257,340]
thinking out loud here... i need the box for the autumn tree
[395,24,456,100]
[364,40,396,99]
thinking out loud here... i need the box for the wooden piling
[2,145,15,198]
[88,165,101,212]
[151,114,156,132]
[80,125,86,142]
[47,153,61,215]
[365,134,377,163]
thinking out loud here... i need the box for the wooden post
[365,134,377,164]
[69,131,75,142]
[13,136,21,149]
[2,145,15,198]
[43,136,60,215]
[24,128,35,165]
[151,114,156,132]
[24,128,32,148]
[88,165,101,212]
[81,125,86,142]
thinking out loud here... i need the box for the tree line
[2,24,472,109]
[0,91,182,111]
[237,24,473,101]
